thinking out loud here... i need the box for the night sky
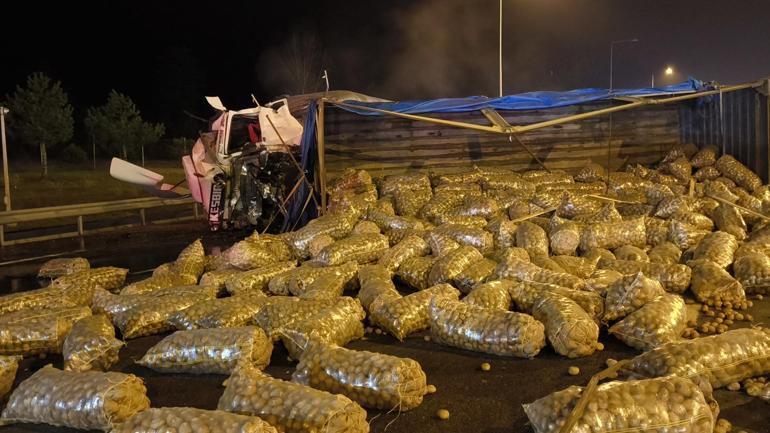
[3,0,770,136]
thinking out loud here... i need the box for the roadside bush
[58,143,88,164]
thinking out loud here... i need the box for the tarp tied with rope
[333,79,704,115]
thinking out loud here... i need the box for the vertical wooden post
[316,99,327,215]
[193,203,199,220]
[77,215,84,236]
[0,224,4,248]
[139,208,146,226]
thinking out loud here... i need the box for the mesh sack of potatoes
[691,145,718,168]
[50,267,128,293]
[523,375,717,433]
[579,217,646,251]
[462,280,513,310]
[672,211,715,231]
[689,231,738,268]
[550,256,597,279]
[278,297,366,359]
[327,186,378,218]
[452,257,497,293]
[37,257,90,279]
[735,189,764,225]
[432,223,494,253]
[508,281,603,322]
[609,293,687,351]
[663,156,692,183]
[555,193,602,219]
[704,179,740,203]
[549,219,581,256]
[329,169,373,194]
[694,166,721,181]
[574,161,607,183]
[113,288,218,339]
[378,234,430,272]
[603,272,666,322]
[613,245,649,262]
[0,287,79,316]
[716,154,762,192]
[351,220,380,235]
[296,272,347,302]
[218,239,283,271]
[428,297,545,358]
[288,262,359,297]
[370,283,461,340]
[307,234,335,258]
[623,328,770,388]
[711,203,748,240]
[0,306,91,356]
[666,219,710,250]
[427,245,484,286]
[418,191,466,221]
[200,268,242,291]
[292,339,427,411]
[137,326,272,374]
[508,200,545,220]
[654,195,696,218]
[226,261,297,296]
[645,217,670,246]
[113,407,278,433]
[495,258,587,291]
[366,207,425,232]
[648,241,683,265]
[574,202,624,224]
[167,292,268,330]
[120,272,199,296]
[582,247,615,262]
[450,195,500,218]
[530,256,568,273]
[733,253,770,294]
[395,255,438,290]
[394,187,432,217]
[516,221,549,257]
[92,285,211,319]
[173,238,206,278]
[269,262,358,296]
[532,292,600,358]
[0,365,149,431]
[315,233,389,266]
[433,181,482,194]
[0,356,20,399]
[689,260,745,306]
[379,172,431,196]
[598,258,692,293]
[425,231,461,256]
[217,363,368,433]
[490,246,531,263]
[357,264,401,312]
[63,315,123,372]
[253,297,333,339]
[286,212,357,259]
[585,269,624,295]
[433,214,488,228]
[487,219,517,249]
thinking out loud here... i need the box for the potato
[429,297,545,358]
[495,257,587,291]
[523,376,717,433]
[716,155,762,192]
[225,261,297,296]
[613,245,649,262]
[598,258,692,293]
[253,297,334,340]
[517,221,549,258]
[462,280,513,310]
[357,264,401,313]
[453,258,497,293]
[509,280,604,322]
[690,260,746,305]
[278,297,365,359]
[113,287,218,339]
[217,363,368,433]
[167,292,269,330]
[114,407,277,433]
[293,340,427,411]
[138,327,272,374]
[1,365,149,431]
[315,233,390,266]
[647,241,682,265]
[624,328,770,389]
[580,217,646,251]
[63,314,123,372]
[433,223,494,253]
[427,246,484,286]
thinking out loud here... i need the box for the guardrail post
[193,203,199,220]
[0,224,4,248]
[77,216,84,236]
[139,209,146,226]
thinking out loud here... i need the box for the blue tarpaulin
[282,100,319,232]
[336,78,705,115]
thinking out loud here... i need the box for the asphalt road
[0,224,769,433]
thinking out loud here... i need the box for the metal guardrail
[0,197,201,247]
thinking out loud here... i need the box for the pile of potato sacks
[2,144,770,432]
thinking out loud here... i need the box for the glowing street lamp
[665,66,674,75]
[651,66,675,87]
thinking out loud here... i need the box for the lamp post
[499,0,503,97]
[651,66,674,87]
[609,38,638,92]
[1,106,10,211]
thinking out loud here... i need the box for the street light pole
[609,38,638,92]
[0,107,10,211]
[499,0,503,97]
